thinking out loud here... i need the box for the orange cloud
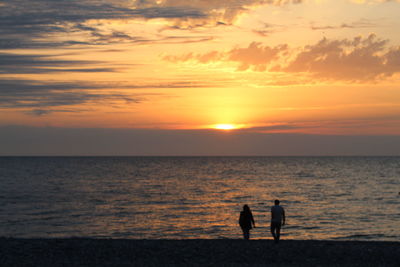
[163,42,288,71]
[283,34,400,81]
[164,34,400,82]
[229,42,288,71]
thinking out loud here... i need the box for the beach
[1,238,399,266]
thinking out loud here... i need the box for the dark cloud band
[0,0,303,49]
[0,78,208,115]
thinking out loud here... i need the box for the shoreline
[1,238,399,266]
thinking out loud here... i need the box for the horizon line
[1,155,400,157]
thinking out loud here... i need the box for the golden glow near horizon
[1,0,400,134]
[214,124,237,130]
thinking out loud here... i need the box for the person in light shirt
[271,199,285,243]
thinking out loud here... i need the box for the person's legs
[242,228,250,240]
[270,223,277,241]
[271,222,282,243]
[276,226,281,242]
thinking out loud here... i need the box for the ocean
[0,156,399,241]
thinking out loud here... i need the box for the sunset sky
[1,0,400,155]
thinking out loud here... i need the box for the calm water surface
[0,157,399,240]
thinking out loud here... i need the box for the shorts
[270,221,282,231]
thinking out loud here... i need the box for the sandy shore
[0,238,399,266]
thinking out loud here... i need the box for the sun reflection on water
[1,157,399,241]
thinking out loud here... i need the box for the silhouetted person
[239,204,255,240]
[271,199,285,243]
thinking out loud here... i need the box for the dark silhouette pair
[239,200,286,242]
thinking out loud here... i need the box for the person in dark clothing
[239,204,255,240]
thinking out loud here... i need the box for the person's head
[274,199,280,205]
[243,204,250,212]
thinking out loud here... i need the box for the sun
[213,124,237,130]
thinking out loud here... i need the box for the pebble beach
[1,238,399,266]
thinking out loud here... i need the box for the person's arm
[282,209,286,226]
[251,213,255,228]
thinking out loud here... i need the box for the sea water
[0,156,399,240]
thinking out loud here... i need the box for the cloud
[229,42,288,71]
[164,51,221,63]
[1,125,400,156]
[236,124,308,133]
[135,0,304,28]
[26,109,82,116]
[0,79,207,115]
[252,23,286,37]
[0,0,206,49]
[165,34,400,82]
[310,19,379,30]
[164,42,288,71]
[0,79,142,113]
[350,0,400,4]
[71,23,214,46]
[0,53,117,74]
[282,34,400,81]
[0,0,304,49]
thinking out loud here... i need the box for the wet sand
[0,238,399,266]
